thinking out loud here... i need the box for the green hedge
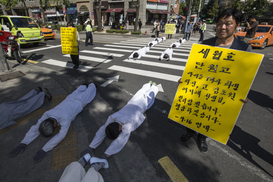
[106,29,129,34]
[131,31,141,35]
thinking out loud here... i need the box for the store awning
[127,9,136,13]
[105,8,123,13]
[68,10,77,14]
[147,9,170,14]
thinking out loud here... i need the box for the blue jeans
[185,32,191,40]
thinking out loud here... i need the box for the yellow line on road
[158,156,189,182]
[22,59,39,64]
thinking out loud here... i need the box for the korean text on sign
[168,44,263,144]
[165,24,176,35]
[60,27,78,55]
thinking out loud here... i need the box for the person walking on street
[180,8,251,153]
[244,15,258,43]
[138,19,142,31]
[152,20,158,33]
[185,21,193,40]
[199,20,206,42]
[85,20,93,46]
[156,22,160,37]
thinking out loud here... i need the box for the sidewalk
[0,60,123,182]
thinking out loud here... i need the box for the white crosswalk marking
[142,54,188,62]
[107,44,191,52]
[63,54,112,63]
[108,65,181,82]
[81,50,124,57]
[42,59,93,72]
[94,47,133,52]
[123,59,185,70]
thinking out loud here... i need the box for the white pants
[59,162,104,182]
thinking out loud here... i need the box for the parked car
[0,15,44,46]
[235,25,273,49]
[40,26,55,40]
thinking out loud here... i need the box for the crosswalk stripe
[108,65,181,82]
[142,54,188,62]
[123,59,185,70]
[113,42,192,50]
[111,43,191,52]
[63,54,112,63]
[94,47,132,53]
[81,50,124,57]
[42,59,93,72]
[21,45,62,53]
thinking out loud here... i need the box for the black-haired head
[217,8,243,26]
[172,44,176,48]
[39,118,56,137]
[67,22,74,27]
[149,43,153,47]
[105,122,121,140]
[133,52,139,58]
[163,54,169,59]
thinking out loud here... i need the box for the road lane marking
[158,156,189,182]
[81,50,124,57]
[108,65,180,82]
[42,59,93,72]
[21,45,62,53]
[22,59,39,64]
[63,54,112,63]
[269,58,273,60]
[142,54,188,62]
[123,59,185,70]
[94,47,132,52]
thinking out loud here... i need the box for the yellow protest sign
[60,27,78,55]
[168,44,263,144]
[165,24,176,34]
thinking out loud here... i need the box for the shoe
[90,157,109,169]
[35,87,43,93]
[180,133,192,142]
[83,153,91,163]
[44,88,52,101]
[197,136,208,152]
[73,65,79,69]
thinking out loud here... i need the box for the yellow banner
[61,27,78,55]
[165,24,175,34]
[168,44,263,144]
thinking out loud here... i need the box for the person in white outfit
[178,38,186,44]
[128,46,150,60]
[159,47,173,61]
[80,82,159,163]
[9,83,97,163]
[0,87,51,130]
[170,41,181,48]
[59,154,108,182]
[148,40,158,47]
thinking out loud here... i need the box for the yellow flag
[61,27,78,55]
[168,44,264,144]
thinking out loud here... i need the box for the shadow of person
[228,126,273,177]
[248,90,273,113]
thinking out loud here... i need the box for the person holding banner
[67,22,81,69]
[180,8,251,152]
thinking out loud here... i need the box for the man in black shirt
[244,15,258,43]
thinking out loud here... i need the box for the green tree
[179,1,187,16]
[208,0,219,20]
[0,0,18,15]
[94,0,102,32]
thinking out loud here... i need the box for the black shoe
[180,134,192,142]
[197,136,208,152]
[44,88,52,101]
[73,65,79,69]
[35,87,43,93]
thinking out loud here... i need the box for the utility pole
[197,0,202,22]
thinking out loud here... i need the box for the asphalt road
[18,29,273,182]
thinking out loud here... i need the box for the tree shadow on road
[248,89,273,114]
[228,126,273,177]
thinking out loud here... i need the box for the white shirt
[160,48,173,60]
[148,40,158,47]
[129,46,149,59]
[90,83,158,156]
[21,84,96,152]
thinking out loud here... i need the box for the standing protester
[185,21,193,41]
[85,20,93,46]
[138,19,142,31]
[244,15,258,43]
[156,22,160,37]
[67,22,80,69]
[199,20,207,42]
[179,8,251,153]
